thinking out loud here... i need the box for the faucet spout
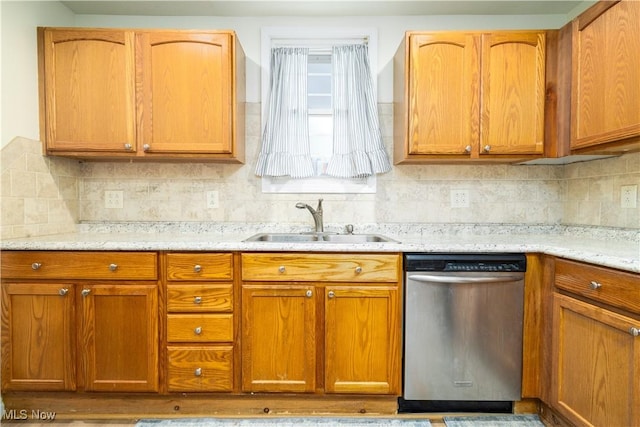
[296,199,324,233]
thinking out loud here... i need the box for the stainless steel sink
[244,232,399,243]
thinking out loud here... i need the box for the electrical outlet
[451,189,470,208]
[104,190,123,209]
[206,191,219,209]
[621,185,638,208]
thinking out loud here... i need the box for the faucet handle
[317,198,323,211]
[345,224,354,234]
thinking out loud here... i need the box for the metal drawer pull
[278,266,286,273]
[143,144,151,151]
[194,327,202,335]
[109,263,118,272]
[589,281,602,290]
[630,327,640,337]
[124,143,132,151]
[194,264,202,273]
[305,290,313,298]
[484,145,491,152]
[81,289,91,297]
[328,290,335,299]
[465,145,472,153]
[355,266,362,274]
[194,368,202,377]
[31,262,42,270]
[59,288,69,296]
[194,296,202,304]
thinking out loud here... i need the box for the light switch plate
[621,185,637,208]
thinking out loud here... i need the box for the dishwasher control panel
[404,253,527,272]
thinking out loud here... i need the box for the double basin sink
[244,232,399,244]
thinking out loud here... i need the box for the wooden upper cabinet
[405,33,479,156]
[571,0,640,153]
[41,29,136,153]
[136,31,234,156]
[394,30,546,163]
[39,28,245,161]
[480,32,546,156]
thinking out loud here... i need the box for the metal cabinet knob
[630,327,640,337]
[194,327,202,335]
[31,262,42,270]
[305,289,313,298]
[355,266,362,274]
[194,264,202,273]
[484,145,491,152]
[194,368,202,377]
[589,281,602,290]
[194,296,202,304]
[278,266,286,273]
[465,145,472,153]
[143,144,151,152]
[81,289,91,297]
[59,288,69,296]
[124,143,132,151]
[328,290,335,299]
[109,263,118,272]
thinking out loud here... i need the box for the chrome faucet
[296,199,323,233]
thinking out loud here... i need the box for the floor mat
[443,414,544,427]
[136,418,432,427]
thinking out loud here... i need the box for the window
[259,27,383,194]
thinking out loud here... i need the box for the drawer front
[241,253,400,283]
[167,284,233,313]
[0,251,157,280]
[555,258,640,313]
[167,314,233,342]
[166,253,233,281]
[167,346,233,392]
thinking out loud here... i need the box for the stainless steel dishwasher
[400,253,527,413]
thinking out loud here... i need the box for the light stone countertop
[1,222,638,274]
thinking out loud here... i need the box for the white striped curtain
[325,44,391,178]
[255,47,314,178]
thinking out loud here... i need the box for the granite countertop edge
[2,223,638,274]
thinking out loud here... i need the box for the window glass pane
[308,94,331,110]
[308,75,331,94]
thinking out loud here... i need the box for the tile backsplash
[1,103,638,239]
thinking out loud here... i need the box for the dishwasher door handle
[408,274,523,284]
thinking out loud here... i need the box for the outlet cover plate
[207,191,219,209]
[104,190,124,209]
[451,189,470,208]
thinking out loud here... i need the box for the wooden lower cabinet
[551,292,640,426]
[1,282,76,391]
[0,251,160,393]
[81,283,159,392]
[241,285,316,393]
[240,252,402,396]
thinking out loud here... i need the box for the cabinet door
[43,29,136,153]
[241,285,316,393]
[137,31,232,154]
[407,33,479,156]
[80,283,158,392]
[1,283,76,391]
[552,293,640,426]
[480,32,546,155]
[571,0,640,150]
[325,286,400,395]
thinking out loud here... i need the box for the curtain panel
[255,47,314,178]
[326,44,391,178]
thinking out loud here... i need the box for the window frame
[259,27,379,194]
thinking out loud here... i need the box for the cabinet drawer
[0,251,157,280]
[167,284,233,313]
[167,314,233,342]
[166,253,233,281]
[555,259,640,313]
[167,346,233,392]
[241,253,400,283]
